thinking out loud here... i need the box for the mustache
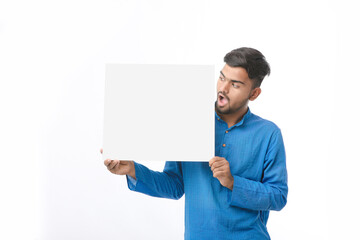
[218,91,229,100]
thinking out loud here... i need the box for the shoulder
[247,113,285,152]
[247,112,282,135]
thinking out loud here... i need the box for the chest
[215,125,269,181]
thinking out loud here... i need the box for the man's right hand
[101,148,136,179]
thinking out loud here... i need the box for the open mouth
[218,93,228,107]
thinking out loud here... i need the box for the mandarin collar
[215,107,252,128]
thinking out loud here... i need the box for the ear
[249,87,261,101]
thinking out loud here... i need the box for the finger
[108,160,119,170]
[209,156,222,167]
[210,160,227,171]
[104,159,112,166]
[110,161,121,172]
[210,156,226,166]
[209,158,214,166]
[212,165,228,174]
[213,170,226,178]
[211,159,229,171]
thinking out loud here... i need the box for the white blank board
[103,64,215,162]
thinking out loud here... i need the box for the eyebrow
[220,71,245,85]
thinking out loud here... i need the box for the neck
[217,106,249,128]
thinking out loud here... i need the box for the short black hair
[224,47,270,88]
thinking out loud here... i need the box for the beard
[215,99,232,114]
[215,97,249,115]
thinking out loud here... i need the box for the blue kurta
[127,108,288,240]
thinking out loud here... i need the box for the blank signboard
[102,64,215,162]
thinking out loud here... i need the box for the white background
[0,0,359,239]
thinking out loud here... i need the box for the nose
[219,79,231,94]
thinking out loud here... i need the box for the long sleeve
[126,161,184,200]
[228,130,288,211]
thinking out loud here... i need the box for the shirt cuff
[126,175,137,190]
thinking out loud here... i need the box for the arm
[102,148,184,200]
[127,161,184,200]
[229,130,288,211]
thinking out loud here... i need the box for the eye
[219,76,225,81]
[232,83,239,88]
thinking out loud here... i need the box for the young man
[103,47,288,240]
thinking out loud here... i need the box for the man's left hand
[209,157,234,190]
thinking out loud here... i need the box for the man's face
[215,64,258,115]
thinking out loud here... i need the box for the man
[103,47,288,239]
